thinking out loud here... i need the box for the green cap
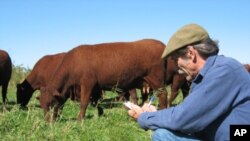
[161,24,209,58]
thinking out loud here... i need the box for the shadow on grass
[56,114,100,122]
[99,96,123,109]
[7,100,17,105]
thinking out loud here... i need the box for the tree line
[9,64,31,89]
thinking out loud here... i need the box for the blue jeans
[152,129,202,141]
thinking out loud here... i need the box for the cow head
[16,79,34,107]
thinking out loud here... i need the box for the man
[128,24,250,141]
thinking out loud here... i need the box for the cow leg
[144,79,168,109]
[2,83,8,110]
[78,85,91,121]
[168,75,181,107]
[124,92,129,101]
[53,104,64,121]
[53,95,69,121]
[129,89,138,105]
[158,89,168,109]
[44,108,51,122]
[140,87,148,106]
[91,88,103,116]
[44,103,63,122]
[141,90,148,105]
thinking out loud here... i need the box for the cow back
[51,39,166,92]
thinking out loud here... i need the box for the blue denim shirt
[138,55,250,141]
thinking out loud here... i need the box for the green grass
[0,87,183,141]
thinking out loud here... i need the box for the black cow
[0,50,12,109]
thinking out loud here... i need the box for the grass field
[0,86,183,141]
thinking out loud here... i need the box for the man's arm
[138,66,240,133]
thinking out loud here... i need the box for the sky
[1,0,250,68]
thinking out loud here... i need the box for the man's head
[162,24,210,58]
[162,24,219,81]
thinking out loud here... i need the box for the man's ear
[187,46,196,62]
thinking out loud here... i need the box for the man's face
[172,46,199,81]
[176,57,194,81]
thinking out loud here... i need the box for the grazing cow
[16,51,139,116]
[0,50,12,108]
[16,53,66,107]
[39,39,169,121]
[16,53,91,110]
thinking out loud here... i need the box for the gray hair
[193,38,219,58]
[171,38,219,59]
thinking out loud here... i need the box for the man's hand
[141,103,157,112]
[128,103,157,120]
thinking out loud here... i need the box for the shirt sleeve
[138,65,241,133]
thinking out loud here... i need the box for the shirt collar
[192,55,217,83]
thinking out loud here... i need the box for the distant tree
[9,64,31,89]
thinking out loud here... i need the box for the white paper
[124,101,132,109]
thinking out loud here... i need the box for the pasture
[0,65,183,141]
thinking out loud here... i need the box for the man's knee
[152,129,173,141]
[152,129,201,141]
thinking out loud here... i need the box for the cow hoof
[97,106,104,116]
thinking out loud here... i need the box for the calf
[16,53,90,110]
[16,53,66,107]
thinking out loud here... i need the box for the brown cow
[16,53,66,107]
[0,50,12,109]
[16,52,132,115]
[16,53,95,112]
[39,39,169,121]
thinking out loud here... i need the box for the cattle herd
[1,39,250,121]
